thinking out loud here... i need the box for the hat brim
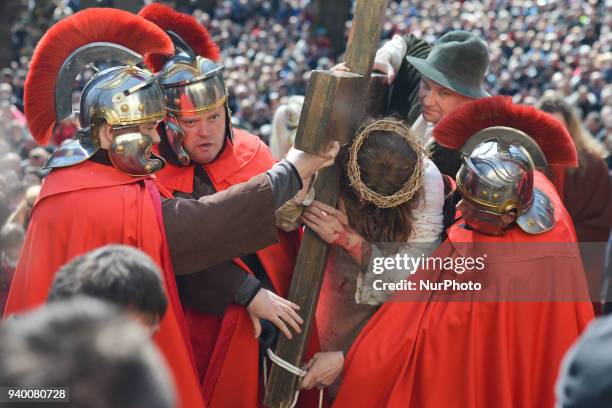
[406,56,489,99]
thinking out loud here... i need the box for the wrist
[235,275,262,307]
[345,227,363,249]
[284,157,308,181]
[376,49,392,62]
[333,225,360,250]
[244,286,261,308]
[283,160,303,189]
[337,227,364,263]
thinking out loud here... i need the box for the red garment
[4,160,205,408]
[550,166,566,198]
[562,152,612,315]
[332,172,594,408]
[157,129,322,407]
[51,120,78,146]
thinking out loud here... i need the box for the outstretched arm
[164,142,340,273]
[164,166,294,274]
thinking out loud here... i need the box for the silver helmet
[23,8,174,177]
[46,44,166,176]
[138,2,233,166]
[158,48,232,165]
[159,49,233,166]
[456,126,555,234]
[138,4,229,166]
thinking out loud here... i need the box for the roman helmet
[139,3,229,166]
[25,8,175,176]
[432,96,578,234]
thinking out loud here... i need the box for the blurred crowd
[0,2,608,406]
[0,0,610,303]
[380,0,611,140]
[204,0,611,146]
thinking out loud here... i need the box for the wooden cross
[264,1,389,406]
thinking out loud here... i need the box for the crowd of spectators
[0,2,607,404]
[3,0,611,144]
[198,0,611,145]
[0,0,609,301]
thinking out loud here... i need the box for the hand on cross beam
[332,56,395,84]
[301,200,366,266]
[285,140,340,181]
[301,200,350,245]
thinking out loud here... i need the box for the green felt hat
[406,30,490,99]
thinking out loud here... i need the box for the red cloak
[156,128,322,407]
[332,172,594,408]
[4,160,205,408]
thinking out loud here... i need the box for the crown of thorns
[347,119,426,208]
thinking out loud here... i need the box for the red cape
[156,129,322,408]
[4,160,205,408]
[332,172,594,408]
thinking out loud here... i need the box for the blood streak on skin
[333,226,364,265]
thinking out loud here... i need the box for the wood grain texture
[345,0,389,77]
[264,164,340,408]
[264,1,389,406]
[293,70,366,153]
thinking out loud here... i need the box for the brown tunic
[162,167,277,314]
[562,151,612,288]
[563,151,612,243]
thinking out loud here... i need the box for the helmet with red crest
[433,96,577,234]
[26,8,174,176]
[139,3,227,166]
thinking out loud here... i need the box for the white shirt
[356,157,445,305]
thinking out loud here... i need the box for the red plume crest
[432,96,577,167]
[139,3,221,72]
[25,8,174,145]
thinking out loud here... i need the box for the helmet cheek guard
[164,115,190,166]
[109,128,166,177]
[44,43,169,177]
[158,55,233,165]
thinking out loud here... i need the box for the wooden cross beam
[264,1,389,406]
